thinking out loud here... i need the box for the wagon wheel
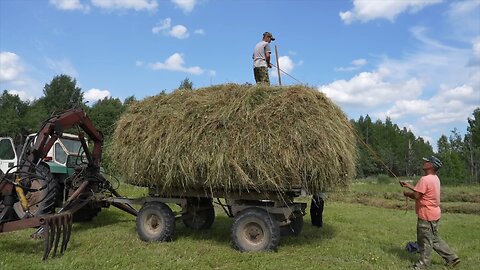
[280,212,304,236]
[136,202,175,242]
[231,207,280,252]
[182,198,215,230]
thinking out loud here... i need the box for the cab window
[0,138,15,160]
[54,143,67,164]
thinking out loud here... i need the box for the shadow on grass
[0,237,45,258]
[386,245,416,263]
[173,215,337,248]
[72,207,134,232]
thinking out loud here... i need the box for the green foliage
[0,90,29,139]
[376,174,390,184]
[178,77,193,90]
[43,74,84,113]
[466,108,480,183]
[353,115,433,178]
[87,97,125,139]
[437,129,469,184]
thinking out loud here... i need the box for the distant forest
[1,75,479,184]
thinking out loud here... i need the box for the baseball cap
[422,156,442,170]
[263,32,275,41]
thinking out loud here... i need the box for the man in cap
[400,156,460,269]
[252,32,275,85]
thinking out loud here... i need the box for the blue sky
[1,0,479,150]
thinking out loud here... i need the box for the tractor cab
[0,137,17,174]
[20,133,87,175]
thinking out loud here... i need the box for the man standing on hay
[400,156,460,269]
[253,31,275,86]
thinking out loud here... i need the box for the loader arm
[24,108,103,170]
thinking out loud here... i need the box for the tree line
[1,75,478,184]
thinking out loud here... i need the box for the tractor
[0,108,136,260]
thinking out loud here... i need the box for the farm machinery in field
[0,108,137,260]
[1,107,310,258]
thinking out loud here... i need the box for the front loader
[0,108,137,260]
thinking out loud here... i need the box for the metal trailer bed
[107,187,308,252]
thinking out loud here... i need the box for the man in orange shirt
[400,156,460,269]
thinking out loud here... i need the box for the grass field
[1,180,479,270]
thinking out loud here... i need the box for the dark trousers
[310,195,324,227]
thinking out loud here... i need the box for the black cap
[263,32,275,41]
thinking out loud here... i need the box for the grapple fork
[41,212,72,260]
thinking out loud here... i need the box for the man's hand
[399,181,408,187]
[268,63,273,68]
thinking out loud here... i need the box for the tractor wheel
[182,198,215,230]
[72,204,102,222]
[136,202,175,242]
[280,212,304,236]
[13,163,57,218]
[231,207,280,252]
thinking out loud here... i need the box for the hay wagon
[108,186,307,252]
[108,84,357,252]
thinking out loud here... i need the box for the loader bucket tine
[46,218,56,259]
[52,217,62,257]
[42,222,51,261]
[60,215,69,253]
[64,213,73,250]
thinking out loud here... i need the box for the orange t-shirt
[414,174,441,221]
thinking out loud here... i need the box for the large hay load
[109,84,356,196]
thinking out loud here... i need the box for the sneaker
[446,258,460,268]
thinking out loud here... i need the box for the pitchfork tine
[52,217,62,257]
[60,215,69,253]
[64,213,72,250]
[42,222,51,261]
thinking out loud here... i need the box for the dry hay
[108,84,357,195]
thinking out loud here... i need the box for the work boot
[445,258,460,268]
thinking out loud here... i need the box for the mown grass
[1,181,479,270]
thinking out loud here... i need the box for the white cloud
[270,56,303,77]
[148,53,205,75]
[152,18,171,34]
[169,25,189,39]
[45,58,79,78]
[7,90,34,102]
[171,0,197,13]
[447,0,480,41]
[469,37,480,66]
[0,52,42,101]
[49,0,90,12]
[335,58,367,71]
[319,71,423,107]
[339,0,443,24]
[0,52,24,82]
[84,88,111,103]
[152,18,190,39]
[91,0,158,11]
[194,29,205,35]
[135,60,144,67]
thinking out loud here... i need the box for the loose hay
[108,84,357,195]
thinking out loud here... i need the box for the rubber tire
[13,163,57,218]
[231,207,280,252]
[280,214,304,236]
[136,202,175,242]
[73,205,102,222]
[182,199,215,230]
